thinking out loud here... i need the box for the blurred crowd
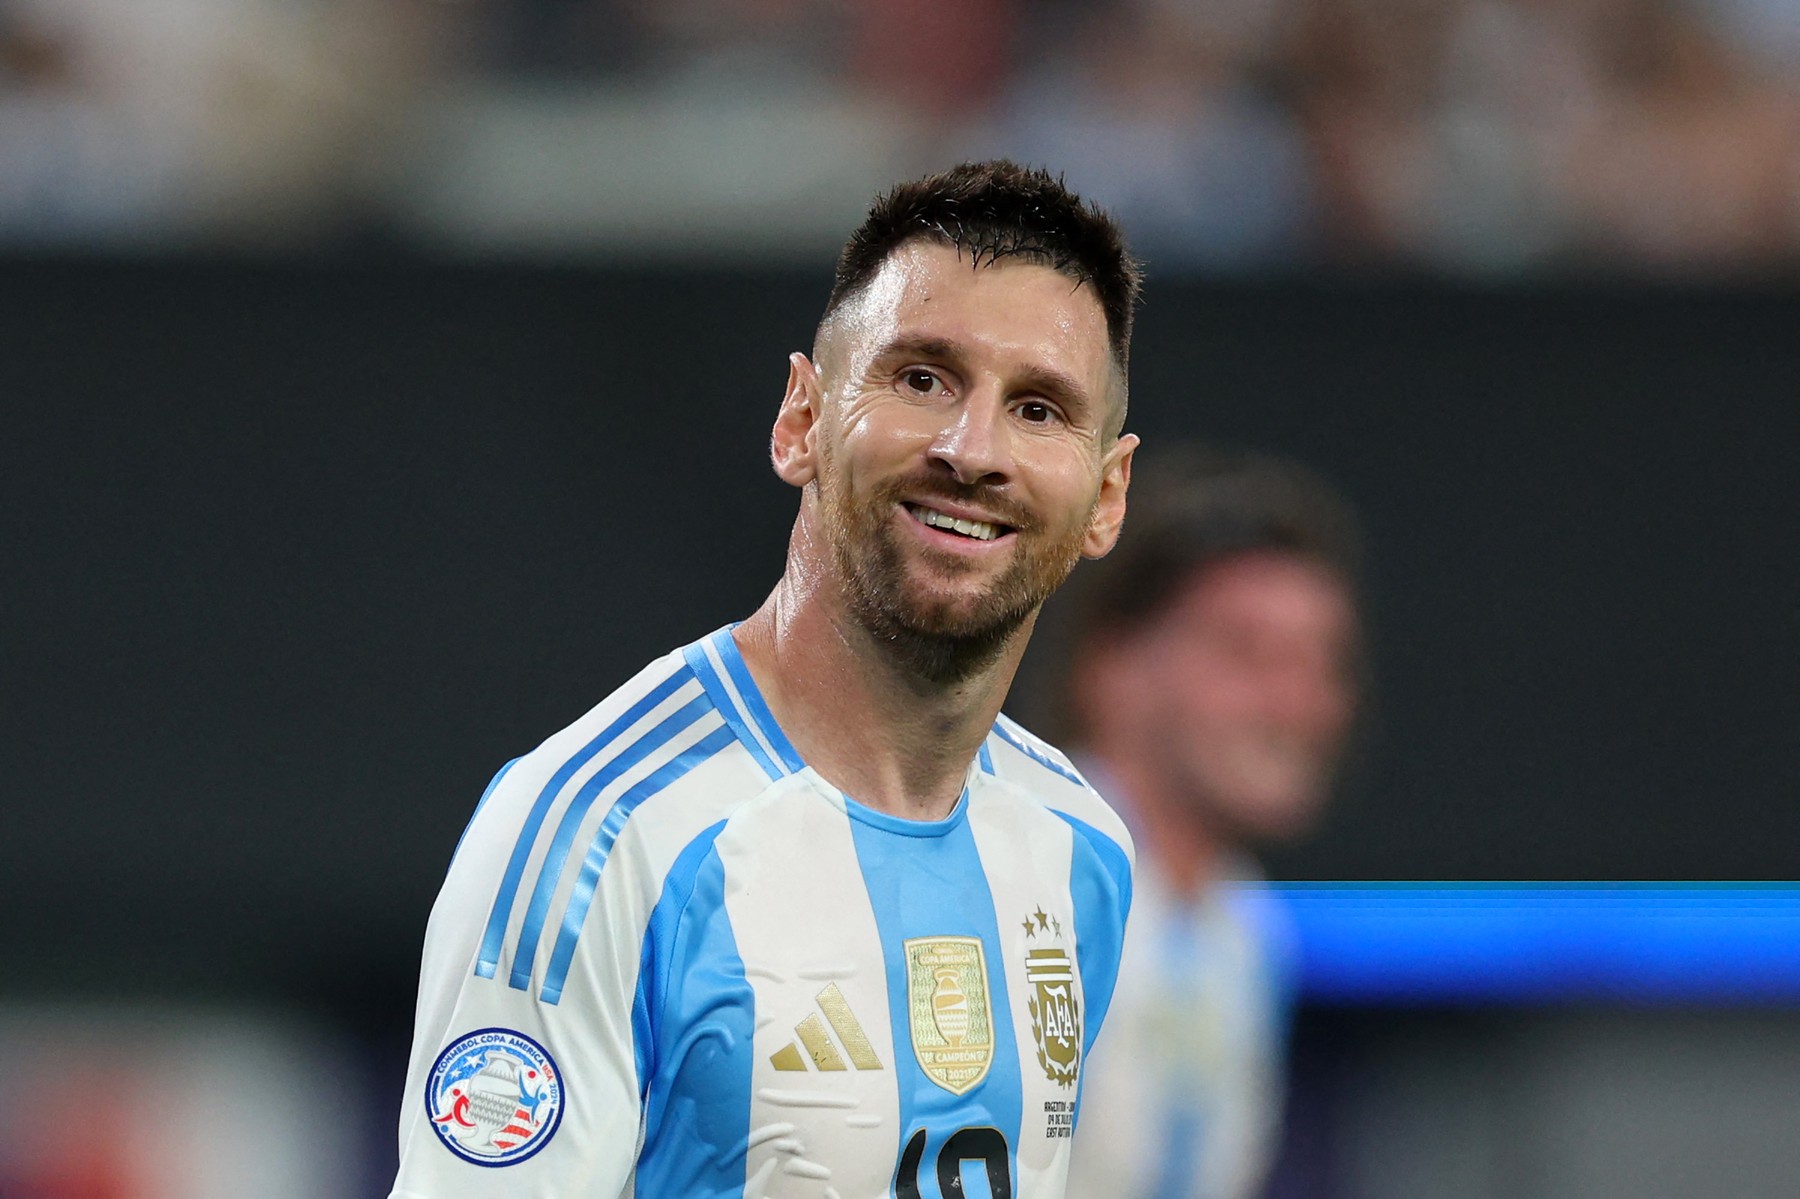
[3,0,1798,275]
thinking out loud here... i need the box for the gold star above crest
[1022,917,1037,939]
[1034,908,1050,931]
[1051,915,1063,938]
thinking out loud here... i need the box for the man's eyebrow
[870,333,963,366]
[871,334,1098,415]
[1013,363,1097,417]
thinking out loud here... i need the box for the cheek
[1138,654,1213,727]
[1154,655,1257,734]
[1311,680,1359,741]
[837,403,938,473]
[1165,687,1238,742]
[1019,443,1103,524]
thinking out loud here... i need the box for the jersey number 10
[894,1126,1012,1199]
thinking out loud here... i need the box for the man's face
[1123,552,1358,843]
[803,241,1132,663]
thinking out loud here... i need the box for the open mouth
[903,503,1011,542]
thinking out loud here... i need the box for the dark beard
[827,472,1091,687]
[844,561,1026,686]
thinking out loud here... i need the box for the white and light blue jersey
[1063,862,1297,1199]
[392,626,1134,1199]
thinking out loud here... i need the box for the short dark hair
[1012,444,1367,743]
[823,161,1142,381]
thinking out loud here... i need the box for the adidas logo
[769,983,883,1072]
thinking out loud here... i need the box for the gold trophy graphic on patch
[931,967,970,1043]
[904,936,994,1094]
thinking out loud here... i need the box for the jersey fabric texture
[391,626,1135,1199]
[1064,762,1297,1199]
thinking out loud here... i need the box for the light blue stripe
[711,627,805,774]
[541,724,740,1004]
[474,666,693,979]
[850,799,1023,1199]
[978,738,994,775]
[1053,810,1132,1135]
[992,718,1086,788]
[1053,812,1132,1054]
[508,694,715,990]
[451,757,520,867]
[1149,1104,1204,1199]
[1279,884,1800,1003]
[683,639,783,782]
[633,825,754,1197]
[632,820,730,1098]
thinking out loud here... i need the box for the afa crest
[1023,907,1082,1088]
[903,936,994,1095]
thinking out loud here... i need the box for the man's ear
[771,352,823,487]
[1081,432,1137,558]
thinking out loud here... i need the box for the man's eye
[1017,400,1057,424]
[901,369,943,395]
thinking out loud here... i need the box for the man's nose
[928,389,1013,485]
[1264,655,1355,738]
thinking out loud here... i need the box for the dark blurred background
[3,1,1797,1196]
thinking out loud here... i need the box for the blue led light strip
[1276,884,1800,1004]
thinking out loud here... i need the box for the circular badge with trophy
[425,1027,563,1166]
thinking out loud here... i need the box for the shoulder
[523,646,708,777]
[984,713,1135,871]
[453,640,774,886]
[432,637,796,1000]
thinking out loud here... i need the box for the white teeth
[911,505,999,541]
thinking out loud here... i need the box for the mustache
[875,473,1039,533]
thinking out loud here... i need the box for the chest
[646,797,1092,1198]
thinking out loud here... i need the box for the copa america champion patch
[426,1027,564,1166]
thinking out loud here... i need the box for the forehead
[836,240,1115,391]
[1171,553,1357,641]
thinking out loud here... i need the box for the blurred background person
[1033,445,1366,1199]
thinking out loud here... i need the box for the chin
[846,582,1033,685]
[893,602,1027,648]
[888,565,1039,635]
[1230,790,1328,846]
[898,589,1005,634]
[835,520,1067,673]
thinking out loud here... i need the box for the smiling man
[391,162,1142,1199]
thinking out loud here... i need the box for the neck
[733,569,1030,822]
[1098,750,1229,897]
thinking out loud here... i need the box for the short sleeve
[390,756,649,1198]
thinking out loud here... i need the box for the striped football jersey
[391,626,1134,1199]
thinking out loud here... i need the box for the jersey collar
[687,622,998,808]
